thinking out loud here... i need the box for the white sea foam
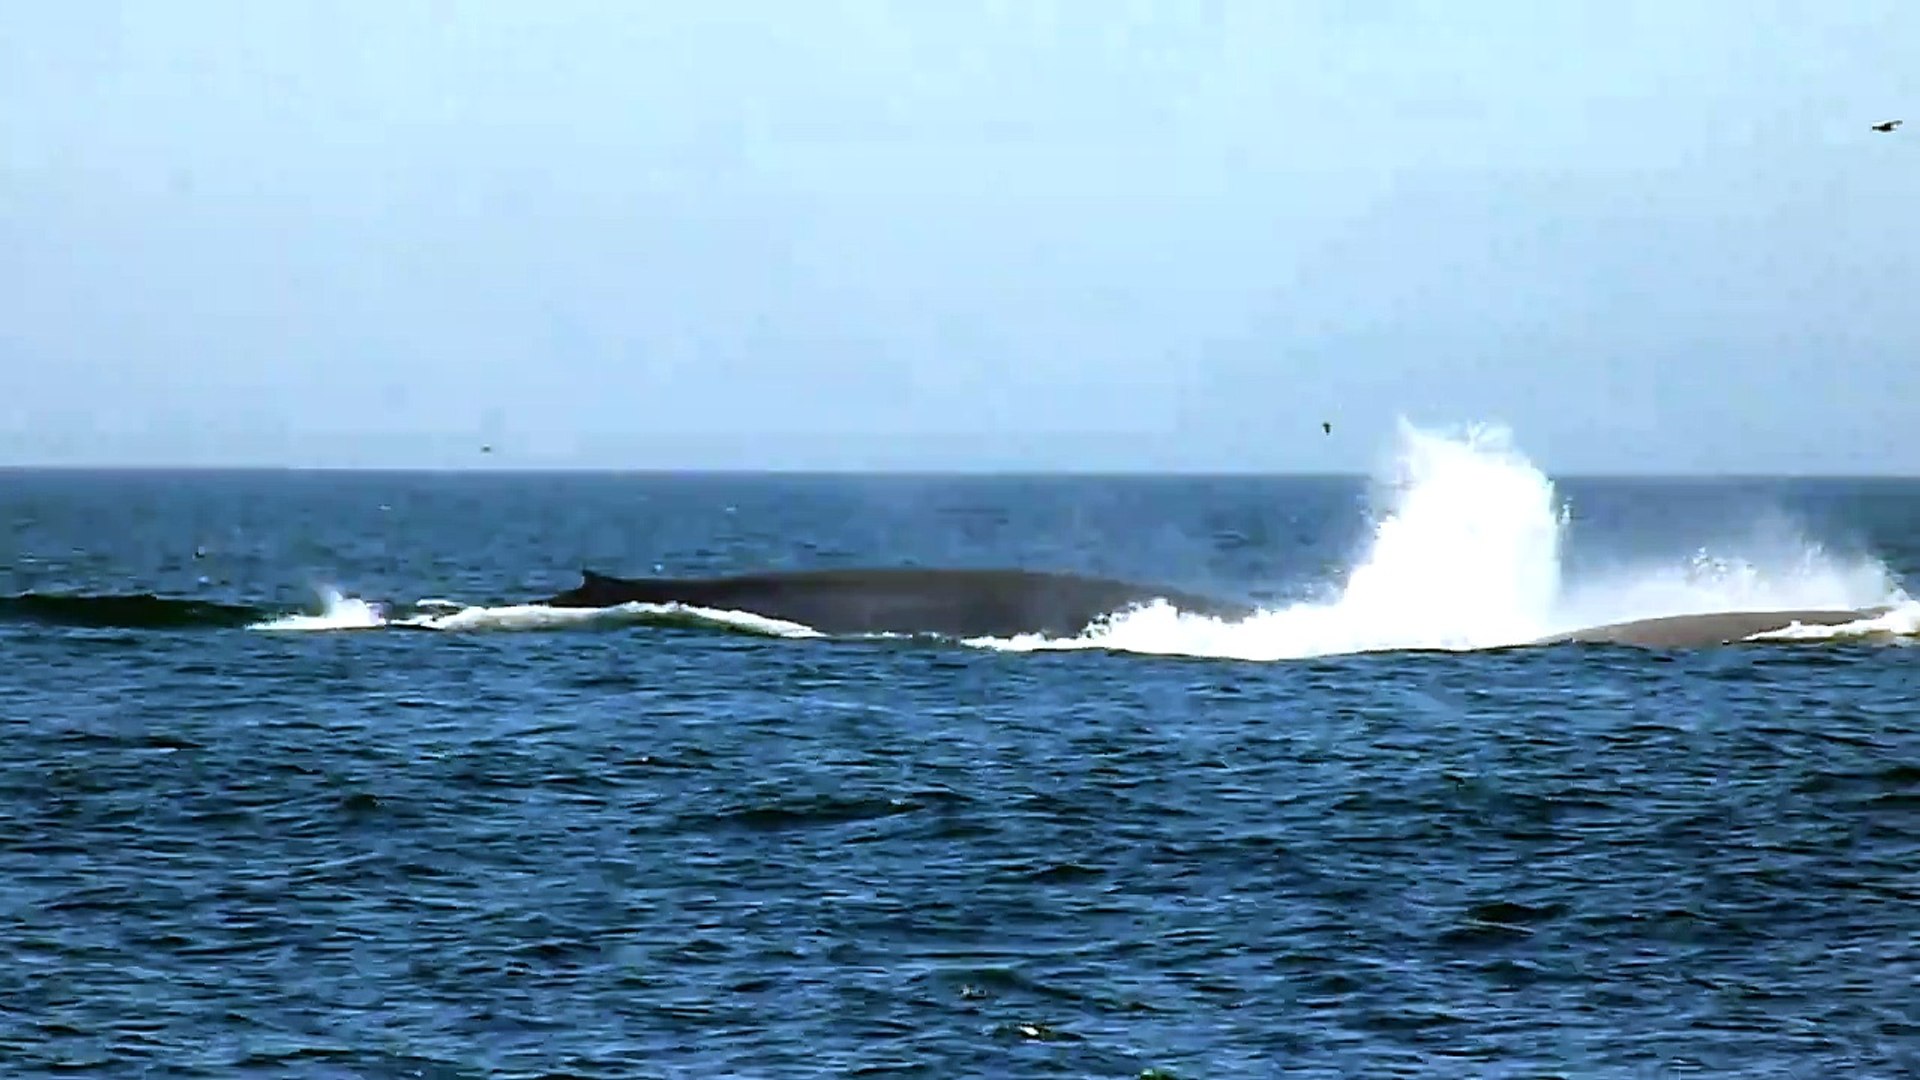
[250,588,388,631]
[392,600,821,638]
[251,589,820,639]
[1743,601,1920,643]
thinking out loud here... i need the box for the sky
[2,0,1916,473]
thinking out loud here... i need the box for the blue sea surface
[2,464,1917,1078]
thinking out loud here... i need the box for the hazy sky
[3,1,1916,472]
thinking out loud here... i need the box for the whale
[537,567,1897,647]
[539,567,1260,638]
[1530,607,1892,649]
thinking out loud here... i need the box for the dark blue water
[3,467,1917,1078]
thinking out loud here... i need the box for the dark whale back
[1536,608,1887,648]
[540,567,1258,638]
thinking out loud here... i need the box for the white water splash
[250,589,821,639]
[980,419,1910,661]
[1744,601,1920,643]
[250,587,387,632]
[1551,546,1907,634]
[393,600,822,638]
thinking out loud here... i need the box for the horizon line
[2,463,1916,481]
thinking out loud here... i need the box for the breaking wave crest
[979,420,1914,660]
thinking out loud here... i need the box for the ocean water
[3,423,1917,1078]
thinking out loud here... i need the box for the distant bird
[1321,421,1332,434]
[1871,119,1902,133]
[480,444,493,454]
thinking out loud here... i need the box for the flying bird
[1321,421,1332,434]
[1871,120,1902,132]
